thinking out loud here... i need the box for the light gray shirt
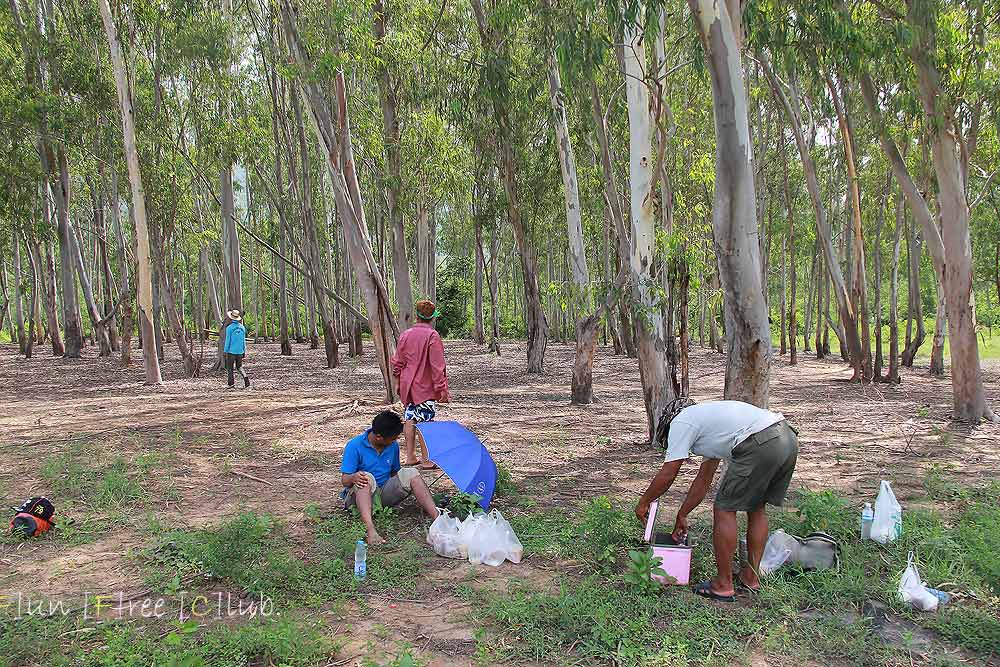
[664,400,784,463]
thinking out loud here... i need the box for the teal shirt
[224,321,246,355]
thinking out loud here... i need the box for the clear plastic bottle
[354,540,367,580]
[861,503,874,540]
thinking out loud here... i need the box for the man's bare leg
[409,475,440,519]
[354,490,385,546]
[415,429,437,470]
[710,505,738,597]
[403,420,419,466]
[740,506,768,590]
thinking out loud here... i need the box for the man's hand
[438,391,451,404]
[635,499,651,523]
[353,473,369,489]
[671,513,688,542]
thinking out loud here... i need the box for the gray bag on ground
[760,530,840,574]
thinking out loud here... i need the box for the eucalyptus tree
[469,0,549,373]
[687,0,771,405]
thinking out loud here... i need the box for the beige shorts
[344,467,420,510]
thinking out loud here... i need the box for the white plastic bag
[426,510,464,559]
[871,480,903,544]
[898,552,938,611]
[760,529,800,575]
[493,510,523,564]
[458,510,523,566]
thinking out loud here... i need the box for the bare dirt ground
[1,337,998,665]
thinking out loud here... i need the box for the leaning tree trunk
[693,0,771,406]
[100,0,161,383]
[280,2,398,399]
[762,54,865,380]
[781,135,798,365]
[41,240,64,356]
[471,0,548,373]
[372,0,414,331]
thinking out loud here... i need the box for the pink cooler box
[643,501,692,585]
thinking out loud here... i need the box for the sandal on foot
[736,572,761,593]
[693,581,736,602]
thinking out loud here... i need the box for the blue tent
[416,420,497,509]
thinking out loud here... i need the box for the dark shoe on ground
[244,377,250,389]
[693,581,736,602]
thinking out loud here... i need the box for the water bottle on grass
[354,540,367,580]
[860,503,874,541]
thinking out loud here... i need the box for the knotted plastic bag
[898,552,938,611]
[426,509,464,559]
[871,480,902,544]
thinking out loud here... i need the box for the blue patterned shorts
[404,400,437,423]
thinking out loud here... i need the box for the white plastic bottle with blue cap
[354,540,367,580]
[860,502,874,540]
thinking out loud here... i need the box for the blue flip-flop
[693,581,736,602]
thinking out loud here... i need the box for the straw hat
[227,309,242,322]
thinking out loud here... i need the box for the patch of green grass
[472,487,999,666]
[39,448,150,511]
[361,644,427,667]
[72,618,339,667]
[494,463,517,497]
[142,512,352,603]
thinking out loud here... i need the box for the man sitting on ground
[635,398,799,601]
[341,411,440,546]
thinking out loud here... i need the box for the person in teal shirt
[223,309,250,389]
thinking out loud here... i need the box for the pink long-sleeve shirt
[390,322,449,406]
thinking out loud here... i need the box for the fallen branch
[229,469,275,487]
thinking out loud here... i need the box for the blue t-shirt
[340,429,400,487]
[224,321,246,354]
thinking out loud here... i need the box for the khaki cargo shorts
[715,420,799,512]
[344,467,420,510]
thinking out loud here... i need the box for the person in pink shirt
[391,299,451,470]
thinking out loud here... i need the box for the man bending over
[341,411,440,546]
[635,398,798,601]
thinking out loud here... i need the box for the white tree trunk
[98,0,161,384]
[692,0,772,406]
[624,14,675,437]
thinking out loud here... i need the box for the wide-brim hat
[226,309,242,322]
[415,300,440,321]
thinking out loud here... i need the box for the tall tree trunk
[52,150,83,357]
[694,1,771,406]
[94,178,120,351]
[487,215,501,355]
[99,0,161,383]
[782,137,798,365]
[23,237,38,359]
[12,231,26,354]
[624,13,676,437]
[828,75,873,381]
[902,214,924,365]
[41,240,63,356]
[471,0,548,373]
[372,0,414,330]
[68,218,112,356]
[928,282,946,376]
[545,31,595,404]
[873,173,890,379]
[779,237,787,356]
[473,199,486,345]
[888,188,904,384]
